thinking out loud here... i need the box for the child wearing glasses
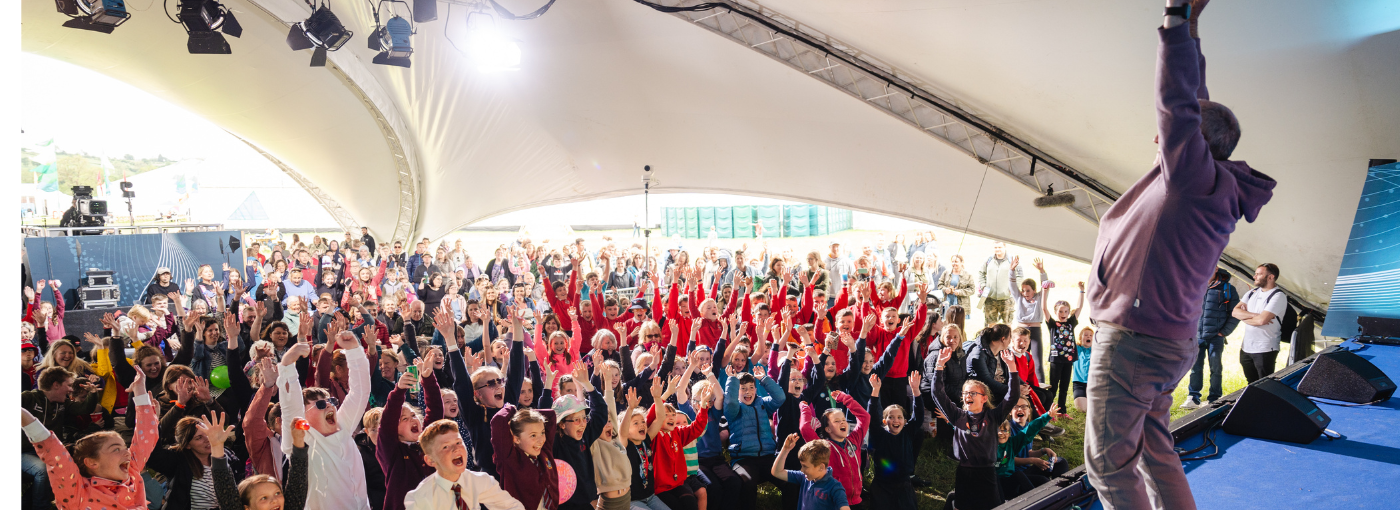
[277,326,374,510]
[931,347,1021,510]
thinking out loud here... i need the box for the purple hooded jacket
[1087,24,1276,341]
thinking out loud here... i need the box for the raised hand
[282,342,311,366]
[937,345,953,369]
[1000,349,1018,371]
[782,433,800,451]
[1078,281,1086,292]
[650,373,665,402]
[868,373,883,395]
[197,412,236,453]
[100,312,117,331]
[909,371,923,397]
[625,386,640,409]
[1009,256,1020,272]
[193,376,212,403]
[174,376,194,404]
[259,357,277,388]
[397,370,418,390]
[898,317,914,337]
[1032,257,1045,272]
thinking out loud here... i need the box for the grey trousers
[1084,322,1198,510]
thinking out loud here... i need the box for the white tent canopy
[20,0,1400,313]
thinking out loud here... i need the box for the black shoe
[910,475,931,488]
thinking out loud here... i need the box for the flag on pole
[101,154,116,197]
[33,138,59,193]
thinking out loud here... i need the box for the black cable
[163,0,181,24]
[486,0,558,20]
[1179,424,1222,462]
[629,0,730,12]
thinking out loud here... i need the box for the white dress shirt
[404,470,526,510]
[278,346,372,510]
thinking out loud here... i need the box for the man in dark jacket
[1183,269,1239,409]
[361,227,377,257]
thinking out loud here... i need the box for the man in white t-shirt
[1232,263,1288,382]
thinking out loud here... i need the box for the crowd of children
[19,232,1097,510]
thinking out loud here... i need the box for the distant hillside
[20,149,173,195]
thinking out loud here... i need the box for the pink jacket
[534,318,581,391]
[31,394,158,510]
[799,392,870,505]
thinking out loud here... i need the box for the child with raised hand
[931,347,1021,510]
[646,371,712,510]
[491,400,560,510]
[277,316,374,510]
[768,434,850,510]
[621,385,668,510]
[1042,280,1085,418]
[209,411,311,510]
[996,397,1060,500]
[690,364,742,510]
[1072,327,1093,413]
[404,419,526,510]
[20,365,156,510]
[866,372,925,510]
[1007,396,1068,487]
[593,386,640,510]
[378,349,445,510]
[554,360,608,510]
[797,382,869,509]
[723,366,787,510]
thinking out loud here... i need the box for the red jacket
[647,403,710,493]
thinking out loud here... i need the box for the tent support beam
[652,0,1327,319]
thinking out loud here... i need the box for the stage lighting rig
[463,10,520,72]
[55,0,130,34]
[287,2,353,67]
[369,15,413,67]
[178,0,243,54]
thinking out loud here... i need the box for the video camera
[69,185,108,228]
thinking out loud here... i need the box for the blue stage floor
[1088,340,1400,510]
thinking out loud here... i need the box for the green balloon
[209,365,232,389]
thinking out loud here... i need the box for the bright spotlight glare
[466,26,520,72]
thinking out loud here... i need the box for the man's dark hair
[1199,99,1241,160]
[1259,263,1280,280]
[38,366,73,391]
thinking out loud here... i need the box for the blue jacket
[724,374,785,459]
[1197,280,1240,343]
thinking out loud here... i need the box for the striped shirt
[190,463,219,509]
[684,440,699,476]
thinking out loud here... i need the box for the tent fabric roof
[20,0,1400,311]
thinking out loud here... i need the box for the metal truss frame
[654,0,1328,317]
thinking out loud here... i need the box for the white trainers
[1179,398,1201,410]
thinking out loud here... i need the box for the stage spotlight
[178,0,242,54]
[287,4,353,66]
[57,0,130,33]
[370,16,413,68]
[464,12,520,72]
[412,0,435,23]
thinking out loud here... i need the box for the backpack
[1251,288,1297,342]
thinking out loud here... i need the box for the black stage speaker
[1222,378,1330,444]
[1298,350,1395,403]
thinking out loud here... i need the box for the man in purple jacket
[1084,0,1276,509]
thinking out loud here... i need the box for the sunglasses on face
[313,397,340,410]
[645,334,662,339]
[475,378,504,390]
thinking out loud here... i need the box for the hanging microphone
[1034,184,1076,208]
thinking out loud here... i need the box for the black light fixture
[55,0,130,33]
[369,15,412,68]
[287,3,353,67]
[178,0,242,54]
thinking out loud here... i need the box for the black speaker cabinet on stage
[1298,350,1396,403]
[1222,378,1331,444]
